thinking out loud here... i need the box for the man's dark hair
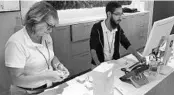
[106,1,122,13]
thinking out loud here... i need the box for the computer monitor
[142,16,174,58]
[163,34,174,65]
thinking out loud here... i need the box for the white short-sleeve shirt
[5,27,54,88]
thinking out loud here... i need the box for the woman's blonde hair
[24,1,58,33]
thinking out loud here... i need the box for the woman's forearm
[51,56,62,70]
[51,56,70,78]
[13,72,48,86]
[9,68,56,87]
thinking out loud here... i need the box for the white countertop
[112,57,173,95]
[39,54,174,95]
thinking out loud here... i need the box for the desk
[39,54,174,95]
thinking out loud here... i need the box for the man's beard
[110,17,121,29]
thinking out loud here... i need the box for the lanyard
[35,40,50,69]
[106,31,115,53]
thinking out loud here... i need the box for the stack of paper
[62,80,92,95]
[93,62,114,73]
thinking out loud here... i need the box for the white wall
[20,0,40,22]
[0,1,40,93]
[0,11,22,94]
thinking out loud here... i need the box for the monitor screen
[142,16,174,57]
[163,34,174,65]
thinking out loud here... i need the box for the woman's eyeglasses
[45,21,55,30]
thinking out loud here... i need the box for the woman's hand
[57,64,70,79]
[51,62,70,79]
[46,70,65,82]
[51,56,70,79]
[51,62,59,71]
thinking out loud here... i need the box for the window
[47,1,132,10]
[125,0,145,11]
[0,0,20,12]
[20,1,148,25]
[55,1,147,24]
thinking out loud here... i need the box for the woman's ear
[31,25,36,34]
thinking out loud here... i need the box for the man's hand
[138,56,146,64]
[127,46,146,64]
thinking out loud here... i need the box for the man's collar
[102,19,118,33]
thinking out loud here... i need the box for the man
[90,1,145,66]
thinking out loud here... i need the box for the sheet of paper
[93,62,114,73]
[159,65,173,75]
[114,77,131,95]
[62,81,91,95]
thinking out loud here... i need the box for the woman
[5,1,69,95]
